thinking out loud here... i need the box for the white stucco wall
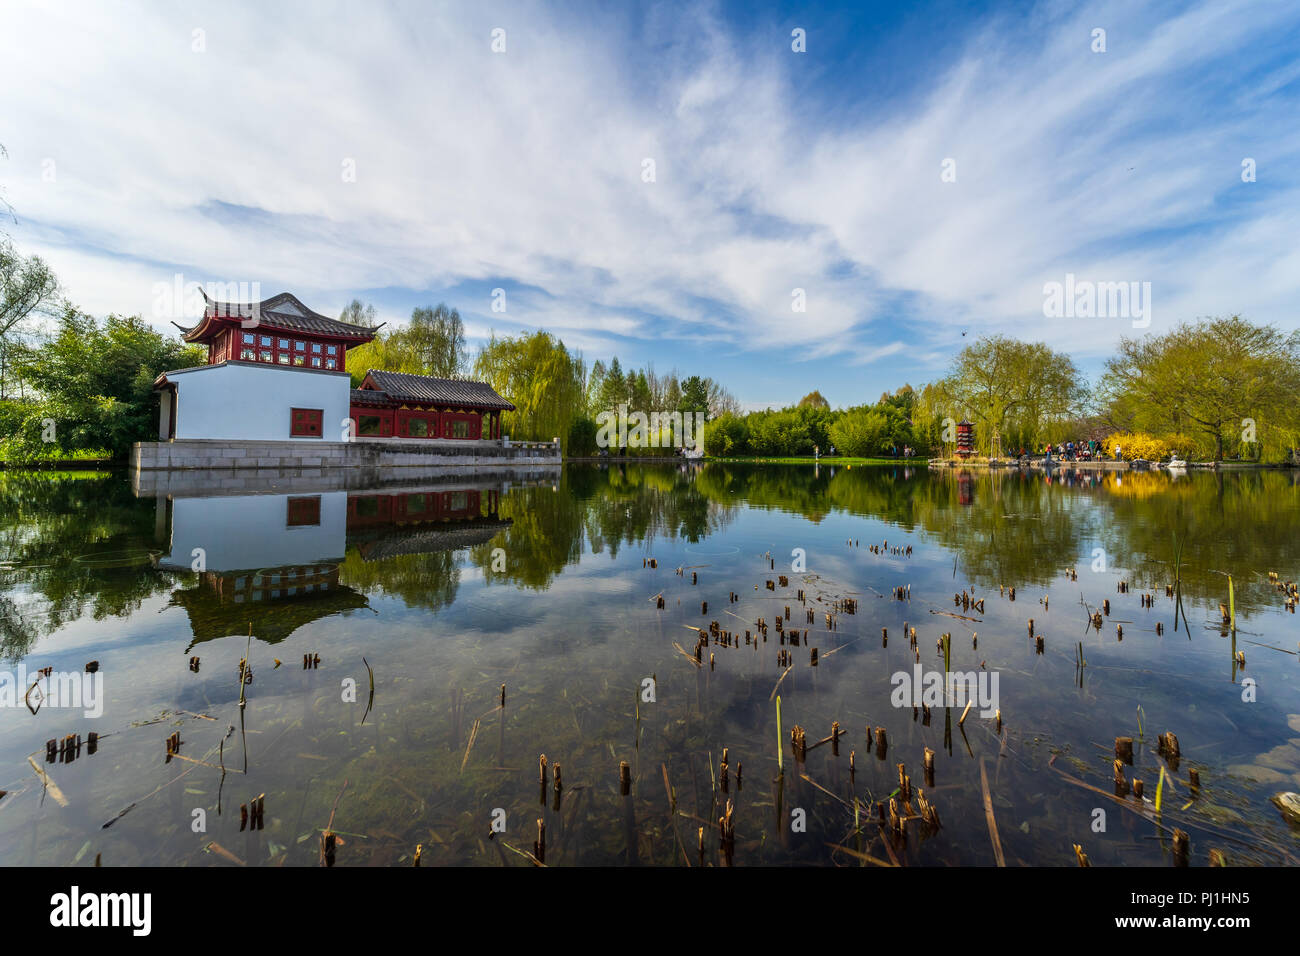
[166,362,352,442]
[159,492,348,571]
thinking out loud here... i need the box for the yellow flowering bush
[1106,431,1196,461]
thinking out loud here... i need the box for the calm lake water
[1,463,1297,866]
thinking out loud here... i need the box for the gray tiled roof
[363,370,516,411]
[180,291,375,340]
[350,387,392,406]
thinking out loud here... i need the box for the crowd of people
[1016,439,1114,462]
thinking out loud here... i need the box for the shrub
[1106,431,1195,461]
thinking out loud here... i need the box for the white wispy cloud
[0,0,1296,385]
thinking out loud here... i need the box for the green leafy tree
[941,336,1084,457]
[346,328,425,386]
[593,357,629,450]
[346,302,467,383]
[4,309,204,459]
[567,415,598,456]
[405,303,466,379]
[1,237,61,399]
[828,404,911,457]
[702,412,748,456]
[597,356,627,412]
[586,359,607,415]
[678,375,710,415]
[662,373,682,412]
[473,330,585,443]
[1099,316,1300,461]
[338,299,378,328]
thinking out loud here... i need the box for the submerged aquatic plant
[362,657,375,724]
[775,695,783,773]
[1227,574,1236,633]
[1170,530,1190,634]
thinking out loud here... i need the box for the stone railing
[502,437,562,453]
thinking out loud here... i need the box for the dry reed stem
[979,758,1006,867]
[460,717,482,773]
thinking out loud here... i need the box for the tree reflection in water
[1,464,1296,660]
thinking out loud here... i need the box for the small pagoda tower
[955,419,975,459]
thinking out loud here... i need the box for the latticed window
[235,333,341,368]
[290,407,323,437]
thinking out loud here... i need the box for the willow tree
[1099,315,1300,461]
[337,299,378,328]
[405,303,466,379]
[346,327,427,386]
[941,336,1084,456]
[344,301,471,384]
[473,330,585,442]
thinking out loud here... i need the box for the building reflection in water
[152,478,513,647]
[346,486,509,561]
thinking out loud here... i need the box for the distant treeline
[704,388,935,458]
[1,236,1296,462]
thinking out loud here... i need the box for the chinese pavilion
[156,291,514,443]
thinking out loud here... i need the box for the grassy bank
[0,449,115,469]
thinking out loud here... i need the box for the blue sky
[2,0,1298,410]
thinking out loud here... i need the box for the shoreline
[5,455,1291,472]
[928,457,1293,471]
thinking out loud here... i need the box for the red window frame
[351,409,394,437]
[443,412,481,439]
[383,408,484,440]
[234,329,346,372]
[405,414,432,438]
[396,408,438,438]
[290,407,324,438]
[286,496,322,526]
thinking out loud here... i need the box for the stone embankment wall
[131,437,561,473]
